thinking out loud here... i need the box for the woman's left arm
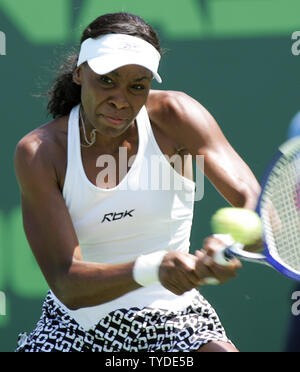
[149,90,261,210]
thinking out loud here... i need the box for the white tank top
[51,104,198,331]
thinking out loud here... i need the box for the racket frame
[220,138,300,282]
[256,139,300,281]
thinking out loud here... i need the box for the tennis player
[14,12,260,352]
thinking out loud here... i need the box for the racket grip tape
[204,235,236,285]
[212,234,236,266]
[214,247,235,266]
[203,248,232,285]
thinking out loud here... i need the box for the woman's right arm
[14,133,145,310]
[14,132,219,309]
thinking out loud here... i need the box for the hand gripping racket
[210,136,300,282]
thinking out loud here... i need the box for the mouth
[101,114,128,126]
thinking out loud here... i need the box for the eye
[132,84,146,91]
[98,75,114,85]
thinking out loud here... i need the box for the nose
[108,90,130,110]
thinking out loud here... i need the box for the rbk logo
[101,209,135,223]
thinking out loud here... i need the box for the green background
[0,0,300,352]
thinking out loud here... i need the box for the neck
[80,107,136,153]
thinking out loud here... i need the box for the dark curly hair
[47,12,162,118]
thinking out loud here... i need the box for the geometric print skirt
[15,291,231,352]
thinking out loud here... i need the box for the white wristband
[133,250,168,287]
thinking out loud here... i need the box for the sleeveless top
[50,104,198,331]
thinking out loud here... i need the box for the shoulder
[14,116,68,192]
[147,89,212,129]
[146,90,218,153]
[15,116,68,164]
[147,90,193,122]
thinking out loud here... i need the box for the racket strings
[261,149,300,274]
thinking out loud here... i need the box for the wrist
[133,250,168,287]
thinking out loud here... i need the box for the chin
[98,117,135,137]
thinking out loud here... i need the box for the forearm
[54,259,141,310]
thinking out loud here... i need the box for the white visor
[77,33,162,83]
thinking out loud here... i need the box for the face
[73,63,153,138]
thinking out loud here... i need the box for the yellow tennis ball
[211,208,263,245]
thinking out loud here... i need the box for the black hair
[47,12,161,118]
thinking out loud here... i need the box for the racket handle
[214,246,235,266]
[204,277,220,285]
[204,235,236,285]
[212,234,236,266]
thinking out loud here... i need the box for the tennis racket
[210,136,300,282]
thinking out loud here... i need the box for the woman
[14,12,260,352]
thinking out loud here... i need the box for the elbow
[49,259,89,311]
[235,183,261,210]
[51,278,82,311]
[60,295,81,311]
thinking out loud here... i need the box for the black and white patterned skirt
[15,291,230,352]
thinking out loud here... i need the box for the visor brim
[87,57,162,84]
